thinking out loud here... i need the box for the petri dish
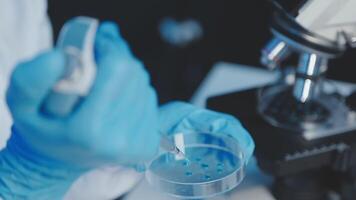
[145,133,246,199]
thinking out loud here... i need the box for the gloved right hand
[6,22,160,168]
[0,22,160,200]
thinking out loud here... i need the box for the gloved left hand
[159,101,255,164]
[0,22,160,200]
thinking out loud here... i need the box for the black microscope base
[207,87,356,200]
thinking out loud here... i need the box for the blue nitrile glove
[159,101,255,164]
[0,22,160,199]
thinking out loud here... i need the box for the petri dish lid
[145,132,246,199]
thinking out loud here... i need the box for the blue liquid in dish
[182,160,190,166]
[149,146,242,183]
[185,172,193,176]
[217,163,224,168]
[201,163,209,170]
[204,175,211,180]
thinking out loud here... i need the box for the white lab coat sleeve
[0,0,52,150]
[0,1,142,199]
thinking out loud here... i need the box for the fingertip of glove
[95,22,129,61]
[11,50,65,85]
[45,49,66,69]
[36,50,66,81]
[98,21,121,38]
[96,22,122,48]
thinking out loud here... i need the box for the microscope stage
[208,86,356,176]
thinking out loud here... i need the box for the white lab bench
[124,62,280,200]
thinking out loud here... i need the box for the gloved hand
[0,22,160,199]
[159,101,255,164]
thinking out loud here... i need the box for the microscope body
[263,0,356,103]
[208,1,356,199]
[260,0,356,141]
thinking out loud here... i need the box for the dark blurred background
[48,0,356,104]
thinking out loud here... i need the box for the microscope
[208,0,356,199]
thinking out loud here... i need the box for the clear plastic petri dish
[145,132,246,199]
